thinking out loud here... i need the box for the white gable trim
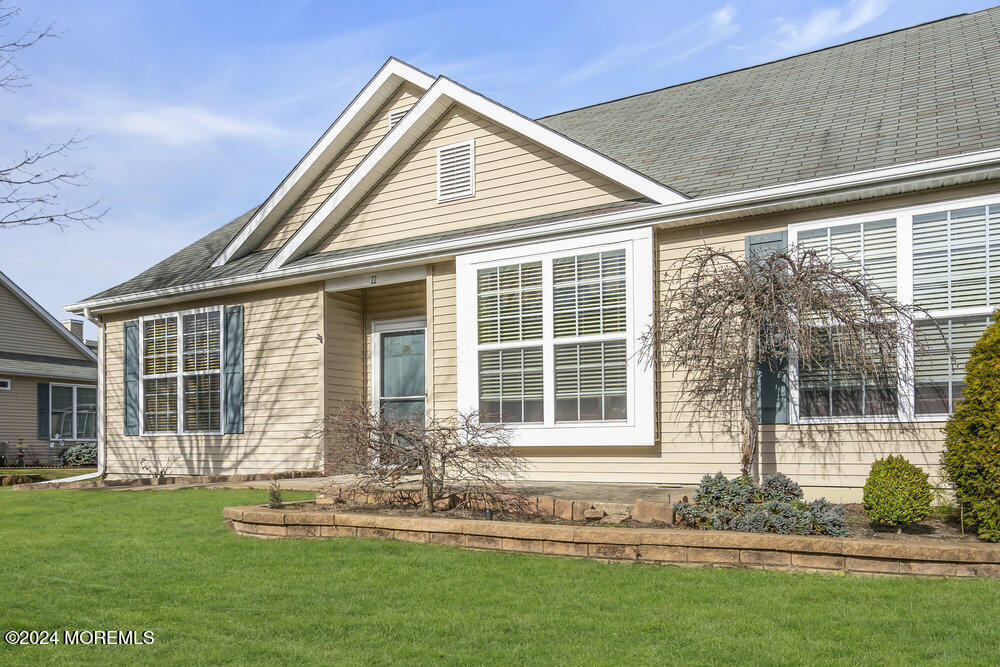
[0,270,97,361]
[210,58,434,268]
[263,76,687,271]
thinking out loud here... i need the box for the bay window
[140,307,223,434]
[457,228,654,447]
[789,197,1000,422]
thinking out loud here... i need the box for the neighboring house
[66,9,1000,498]
[0,270,98,466]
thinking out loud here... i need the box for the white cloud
[772,0,889,54]
[30,105,284,145]
[562,5,739,84]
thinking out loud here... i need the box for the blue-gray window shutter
[745,232,789,425]
[124,320,140,435]
[37,382,50,439]
[223,305,244,434]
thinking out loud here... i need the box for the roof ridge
[536,8,978,120]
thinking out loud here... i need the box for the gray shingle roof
[85,8,1000,303]
[0,352,96,382]
[538,7,1000,198]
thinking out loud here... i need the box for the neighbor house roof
[0,270,98,363]
[0,352,97,382]
[78,7,1000,305]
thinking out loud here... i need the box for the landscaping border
[224,504,1000,578]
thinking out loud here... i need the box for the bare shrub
[642,244,936,476]
[322,399,527,514]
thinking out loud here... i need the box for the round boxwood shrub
[862,455,933,532]
[943,310,1000,542]
[62,442,97,466]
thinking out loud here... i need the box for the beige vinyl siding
[255,83,425,252]
[428,261,457,418]
[0,376,47,463]
[311,104,640,254]
[0,283,89,359]
[102,283,324,477]
[363,280,426,397]
[325,289,365,411]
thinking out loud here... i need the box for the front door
[375,321,426,421]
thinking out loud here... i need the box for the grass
[2,489,999,665]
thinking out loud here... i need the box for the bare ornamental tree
[322,400,527,514]
[643,243,933,477]
[0,3,104,230]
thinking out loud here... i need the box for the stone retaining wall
[224,504,1000,578]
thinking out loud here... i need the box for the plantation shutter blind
[223,305,244,434]
[36,382,50,439]
[123,320,141,435]
[745,232,789,424]
[552,250,626,338]
[913,205,1000,310]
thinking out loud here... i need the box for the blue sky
[0,0,994,337]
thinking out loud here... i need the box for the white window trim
[370,316,428,418]
[137,305,225,437]
[49,382,97,442]
[436,139,475,203]
[0,378,10,390]
[787,192,1000,425]
[456,227,655,447]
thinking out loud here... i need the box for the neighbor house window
[458,228,655,447]
[789,199,1000,422]
[141,308,222,434]
[49,384,96,441]
[0,378,10,390]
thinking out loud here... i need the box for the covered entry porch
[321,262,455,473]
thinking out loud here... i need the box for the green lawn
[2,490,998,665]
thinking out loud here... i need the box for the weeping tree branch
[641,243,939,477]
[0,2,105,230]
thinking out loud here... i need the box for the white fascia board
[264,77,687,272]
[0,269,97,361]
[210,58,434,268]
[66,146,1000,315]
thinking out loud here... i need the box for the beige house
[67,9,1000,499]
[0,270,98,466]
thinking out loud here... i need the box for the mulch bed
[843,504,981,543]
[289,500,989,544]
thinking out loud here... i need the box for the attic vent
[388,107,410,130]
[437,139,475,202]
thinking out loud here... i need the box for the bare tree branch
[320,398,528,514]
[0,2,105,229]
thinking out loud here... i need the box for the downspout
[39,307,106,484]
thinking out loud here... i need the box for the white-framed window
[0,378,10,390]
[437,139,475,202]
[788,195,1000,423]
[456,227,655,447]
[49,383,97,441]
[388,107,410,130]
[139,306,223,435]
